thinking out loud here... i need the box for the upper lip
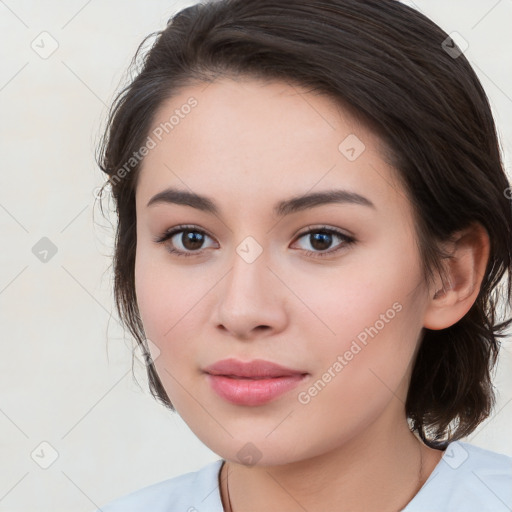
[203,358,307,378]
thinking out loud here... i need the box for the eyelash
[153,224,356,259]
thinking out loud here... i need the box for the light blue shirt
[94,441,512,511]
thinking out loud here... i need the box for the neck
[220,416,444,512]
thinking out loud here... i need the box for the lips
[203,358,308,406]
[203,358,307,379]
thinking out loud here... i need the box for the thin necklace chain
[224,442,424,512]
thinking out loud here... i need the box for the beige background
[0,1,511,511]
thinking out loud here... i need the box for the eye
[153,225,217,257]
[292,226,356,258]
[154,224,356,259]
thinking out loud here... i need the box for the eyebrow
[146,187,375,216]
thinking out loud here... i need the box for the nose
[213,246,288,340]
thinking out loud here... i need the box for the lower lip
[206,373,307,406]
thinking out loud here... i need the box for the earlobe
[423,223,490,330]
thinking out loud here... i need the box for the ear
[423,222,490,330]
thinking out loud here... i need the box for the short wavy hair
[96,0,512,448]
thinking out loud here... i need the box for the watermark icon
[133,338,161,366]
[32,237,58,263]
[107,97,198,187]
[442,442,469,469]
[338,134,366,161]
[93,185,106,200]
[298,301,403,404]
[31,441,59,469]
[236,236,263,264]
[442,32,469,59]
[236,442,263,466]
[31,31,59,59]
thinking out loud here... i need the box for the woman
[94,0,512,510]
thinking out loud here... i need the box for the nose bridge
[214,232,285,336]
[225,234,270,301]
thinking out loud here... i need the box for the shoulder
[452,440,512,471]
[94,459,225,512]
[406,441,512,512]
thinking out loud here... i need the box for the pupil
[183,230,204,250]
[311,232,332,251]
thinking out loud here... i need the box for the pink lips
[203,358,308,406]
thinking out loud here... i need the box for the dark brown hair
[96,0,512,449]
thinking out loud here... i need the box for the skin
[134,77,490,512]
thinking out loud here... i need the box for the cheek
[135,243,196,336]
[291,279,425,452]
[134,248,216,372]
[301,239,426,396]
[307,254,421,353]
[134,249,186,354]
[134,257,166,340]
[134,256,200,409]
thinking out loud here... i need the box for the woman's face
[134,77,432,465]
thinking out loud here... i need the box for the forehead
[135,77,407,218]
